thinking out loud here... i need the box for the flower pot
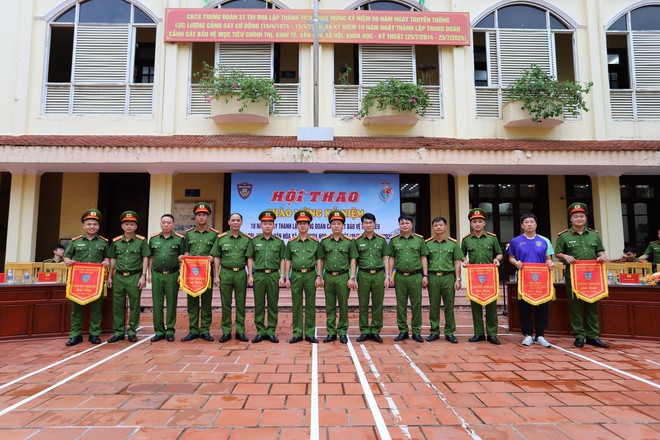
[362,105,419,126]
[211,96,269,124]
[503,100,564,128]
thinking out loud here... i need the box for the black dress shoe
[128,335,138,343]
[586,338,609,348]
[88,335,101,345]
[574,338,585,348]
[166,334,175,342]
[339,335,348,344]
[235,333,249,342]
[151,334,165,342]
[66,336,83,347]
[305,336,319,343]
[356,334,371,342]
[426,334,440,342]
[469,335,486,342]
[487,336,501,345]
[445,334,458,344]
[252,334,264,343]
[219,334,231,343]
[107,335,125,343]
[200,333,214,342]
[323,334,337,343]
[268,335,279,343]
[412,334,424,343]
[394,332,409,341]
[289,336,303,344]
[181,332,199,342]
[371,334,383,343]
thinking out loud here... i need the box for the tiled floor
[1,310,658,439]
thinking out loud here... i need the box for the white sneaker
[535,336,551,347]
[522,335,533,346]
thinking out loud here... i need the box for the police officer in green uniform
[320,210,358,344]
[461,208,503,345]
[107,211,150,343]
[639,228,660,271]
[182,202,218,342]
[45,244,66,263]
[425,216,465,343]
[247,210,286,343]
[355,213,390,343]
[212,213,251,343]
[147,214,185,342]
[63,209,110,346]
[555,202,609,348]
[389,214,429,343]
[284,210,323,344]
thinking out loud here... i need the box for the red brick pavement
[0,311,658,439]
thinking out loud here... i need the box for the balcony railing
[189,83,300,117]
[43,83,153,115]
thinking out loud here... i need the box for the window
[472,4,577,119]
[607,6,660,120]
[620,176,660,248]
[565,176,595,227]
[400,175,430,237]
[44,0,156,115]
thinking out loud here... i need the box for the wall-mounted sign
[165,9,470,46]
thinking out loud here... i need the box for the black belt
[326,269,349,276]
[396,269,422,277]
[117,269,141,276]
[254,269,278,274]
[153,269,178,275]
[222,266,245,272]
[361,267,384,274]
[292,267,315,273]
[432,271,454,277]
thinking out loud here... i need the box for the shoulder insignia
[448,236,457,242]
[414,233,424,238]
[71,235,82,240]
[241,231,253,239]
[588,228,599,233]
[375,233,386,239]
[99,235,108,241]
[186,226,195,232]
[652,240,660,244]
[486,232,497,237]
[112,235,123,242]
[135,234,146,240]
[150,232,160,238]
[425,237,434,243]
[217,232,228,238]
[211,228,220,234]
[271,234,283,241]
[462,233,471,239]
[175,232,185,239]
[557,229,568,236]
[391,233,400,239]
[321,234,332,240]
[343,235,353,240]
[309,235,318,241]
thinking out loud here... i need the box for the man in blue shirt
[508,213,555,348]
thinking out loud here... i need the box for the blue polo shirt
[508,234,554,263]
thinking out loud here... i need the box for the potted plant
[356,78,430,125]
[194,62,280,124]
[503,64,593,127]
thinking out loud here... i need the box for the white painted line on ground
[615,349,660,367]
[395,344,482,440]
[347,336,392,440]
[310,328,319,440]
[0,333,154,417]
[552,344,660,389]
[360,344,410,439]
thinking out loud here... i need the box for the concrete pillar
[6,173,41,262]
[591,175,624,259]
[548,175,568,238]
[148,174,174,235]
[429,174,450,220]
[454,174,471,242]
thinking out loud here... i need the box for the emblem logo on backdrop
[379,181,393,203]
[236,182,253,200]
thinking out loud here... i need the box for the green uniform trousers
[187,287,213,335]
[323,272,350,336]
[291,271,317,338]
[253,271,280,336]
[69,296,103,338]
[470,300,498,337]
[357,271,385,335]
[395,273,423,335]
[565,273,600,339]
[428,274,456,336]
[220,268,247,334]
[151,271,179,336]
[112,273,141,337]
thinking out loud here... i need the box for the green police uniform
[426,235,464,336]
[555,226,606,339]
[285,212,322,339]
[212,230,251,336]
[65,209,109,341]
[320,213,358,337]
[642,240,660,271]
[108,212,150,338]
[184,225,219,336]
[389,233,429,335]
[461,231,502,337]
[355,232,390,336]
[149,231,185,337]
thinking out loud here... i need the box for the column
[148,174,174,235]
[547,175,568,237]
[6,173,41,262]
[453,174,471,242]
[591,175,624,259]
[429,174,450,220]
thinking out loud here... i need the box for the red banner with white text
[66,263,106,305]
[518,263,554,305]
[466,264,499,306]
[570,260,608,303]
[180,256,212,297]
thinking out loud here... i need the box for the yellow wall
[173,173,225,230]
[429,174,451,226]
[548,175,568,241]
[59,173,99,239]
